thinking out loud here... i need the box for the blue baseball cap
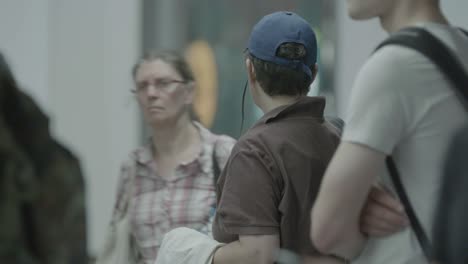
[247,11,317,78]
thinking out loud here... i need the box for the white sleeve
[342,46,414,155]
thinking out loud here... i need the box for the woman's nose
[146,84,160,97]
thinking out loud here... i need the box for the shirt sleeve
[215,147,281,236]
[342,46,413,155]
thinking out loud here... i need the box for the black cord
[239,80,248,136]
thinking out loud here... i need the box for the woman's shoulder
[116,145,151,186]
[195,122,236,147]
[212,134,236,162]
[214,134,236,148]
[121,144,152,168]
[194,122,236,160]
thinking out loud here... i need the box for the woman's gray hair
[132,50,195,82]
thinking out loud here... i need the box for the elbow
[311,222,338,255]
[242,248,274,264]
[310,210,342,254]
[238,236,278,264]
[311,210,365,260]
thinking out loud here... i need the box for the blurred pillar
[319,0,339,116]
[139,0,190,141]
[142,0,189,51]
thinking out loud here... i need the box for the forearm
[312,181,369,259]
[213,241,255,264]
[213,235,279,264]
[312,142,385,260]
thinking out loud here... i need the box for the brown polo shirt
[212,96,340,255]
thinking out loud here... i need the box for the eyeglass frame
[131,78,187,94]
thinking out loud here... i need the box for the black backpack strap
[325,116,345,137]
[376,27,468,110]
[376,27,468,261]
[386,157,433,259]
[460,28,468,37]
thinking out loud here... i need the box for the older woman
[105,51,235,264]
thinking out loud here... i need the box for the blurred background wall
[1,0,467,256]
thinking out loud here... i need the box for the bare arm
[311,142,386,259]
[213,234,279,264]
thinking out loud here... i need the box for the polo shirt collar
[260,96,326,124]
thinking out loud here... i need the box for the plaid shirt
[111,123,235,264]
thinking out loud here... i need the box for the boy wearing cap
[212,11,340,263]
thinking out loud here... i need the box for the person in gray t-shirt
[311,0,468,263]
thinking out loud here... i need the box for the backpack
[434,123,468,264]
[375,26,468,261]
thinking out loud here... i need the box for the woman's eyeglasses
[132,78,186,94]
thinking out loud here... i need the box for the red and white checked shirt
[111,123,235,264]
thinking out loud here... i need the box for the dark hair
[132,50,195,82]
[247,42,315,96]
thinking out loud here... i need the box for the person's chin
[145,112,167,124]
[150,114,166,122]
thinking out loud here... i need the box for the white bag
[96,212,138,264]
[96,170,138,264]
[155,227,223,264]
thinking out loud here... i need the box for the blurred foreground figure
[0,52,87,264]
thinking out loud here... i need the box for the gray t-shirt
[343,23,468,264]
